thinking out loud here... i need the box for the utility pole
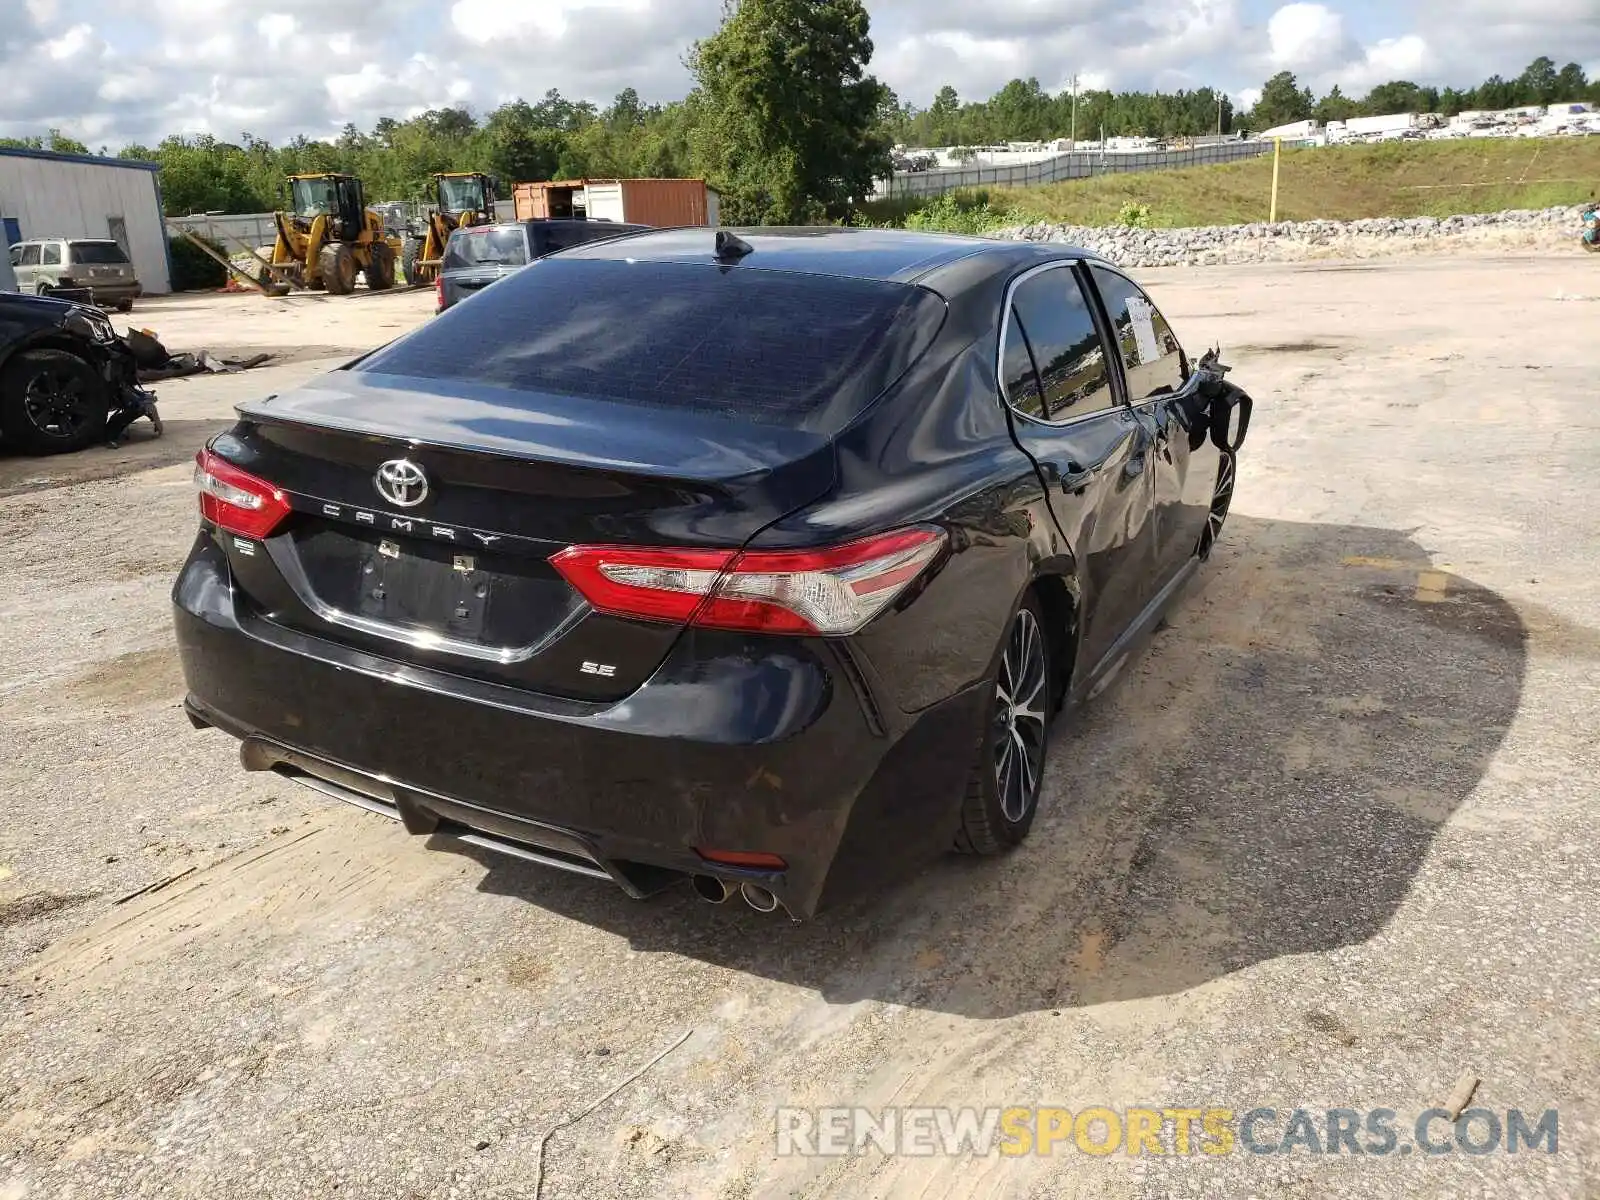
[1216,93,1224,139]
[1071,74,1079,147]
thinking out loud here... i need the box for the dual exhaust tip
[692,874,780,914]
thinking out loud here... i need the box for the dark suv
[436,220,651,312]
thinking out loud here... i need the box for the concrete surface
[0,255,1595,1198]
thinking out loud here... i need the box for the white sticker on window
[1126,295,1161,366]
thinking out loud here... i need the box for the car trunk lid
[218,371,835,700]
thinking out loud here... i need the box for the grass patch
[854,189,1045,234]
[865,139,1600,230]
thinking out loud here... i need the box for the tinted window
[41,244,61,266]
[1091,267,1185,401]
[358,258,946,431]
[19,245,39,266]
[1009,267,1114,419]
[443,227,528,270]
[69,241,129,264]
[1000,307,1045,418]
[7,246,19,266]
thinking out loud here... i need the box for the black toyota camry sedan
[173,227,1251,919]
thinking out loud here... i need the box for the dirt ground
[0,256,1596,1198]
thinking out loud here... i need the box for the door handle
[1058,461,1094,494]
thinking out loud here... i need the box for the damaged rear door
[997,260,1159,674]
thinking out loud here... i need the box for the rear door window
[1007,266,1115,420]
[69,241,129,264]
[1000,308,1046,419]
[358,258,947,432]
[538,225,589,254]
[41,244,61,266]
[1090,266,1186,401]
[443,227,528,270]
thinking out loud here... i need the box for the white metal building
[0,148,172,294]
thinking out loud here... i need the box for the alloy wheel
[993,607,1047,823]
[22,366,95,440]
[1198,453,1236,560]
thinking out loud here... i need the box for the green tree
[483,101,568,184]
[927,85,960,144]
[1516,56,1559,105]
[1250,71,1313,130]
[688,0,891,223]
[1554,62,1588,102]
[1314,85,1359,123]
[1362,80,1427,114]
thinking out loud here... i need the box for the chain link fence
[875,141,1273,201]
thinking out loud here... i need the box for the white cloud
[45,22,93,60]
[0,0,1597,150]
[1267,3,1348,70]
[257,13,298,49]
[1332,33,1437,91]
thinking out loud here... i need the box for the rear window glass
[357,259,946,431]
[443,227,528,270]
[69,242,129,264]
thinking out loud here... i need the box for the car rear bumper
[61,281,141,302]
[172,531,982,917]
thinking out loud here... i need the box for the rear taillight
[550,526,946,636]
[194,449,291,539]
[435,273,444,311]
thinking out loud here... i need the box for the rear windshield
[357,258,946,431]
[69,242,129,264]
[443,227,528,270]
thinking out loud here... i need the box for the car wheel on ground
[320,245,357,295]
[401,238,421,287]
[956,591,1052,855]
[0,348,109,454]
[365,243,396,291]
[116,298,133,313]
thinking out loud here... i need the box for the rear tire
[955,592,1051,855]
[320,244,356,295]
[401,238,421,286]
[116,298,133,313]
[0,348,109,454]
[364,242,396,291]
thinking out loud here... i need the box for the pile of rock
[997,205,1589,268]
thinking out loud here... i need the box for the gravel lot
[0,256,1595,1198]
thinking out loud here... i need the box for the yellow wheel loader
[402,172,499,286]
[265,174,401,295]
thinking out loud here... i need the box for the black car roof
[561,226,1102,292]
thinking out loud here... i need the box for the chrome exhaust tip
[691,875,734,904]
[740,882,780,913]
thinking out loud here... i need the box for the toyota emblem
[374,458,430,508]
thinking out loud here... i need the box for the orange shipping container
[511,178,718,228]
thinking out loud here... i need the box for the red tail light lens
[435,273,444,311]
[550,526,946,636]
[194,449,291,539]
[696,849,787,870]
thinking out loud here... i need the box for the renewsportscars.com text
[776,1106,1559,1158]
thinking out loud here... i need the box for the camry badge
[374,459,429,508]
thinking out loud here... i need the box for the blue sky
[2,0,1595,149]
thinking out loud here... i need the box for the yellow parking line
[1414,570,1452,603]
